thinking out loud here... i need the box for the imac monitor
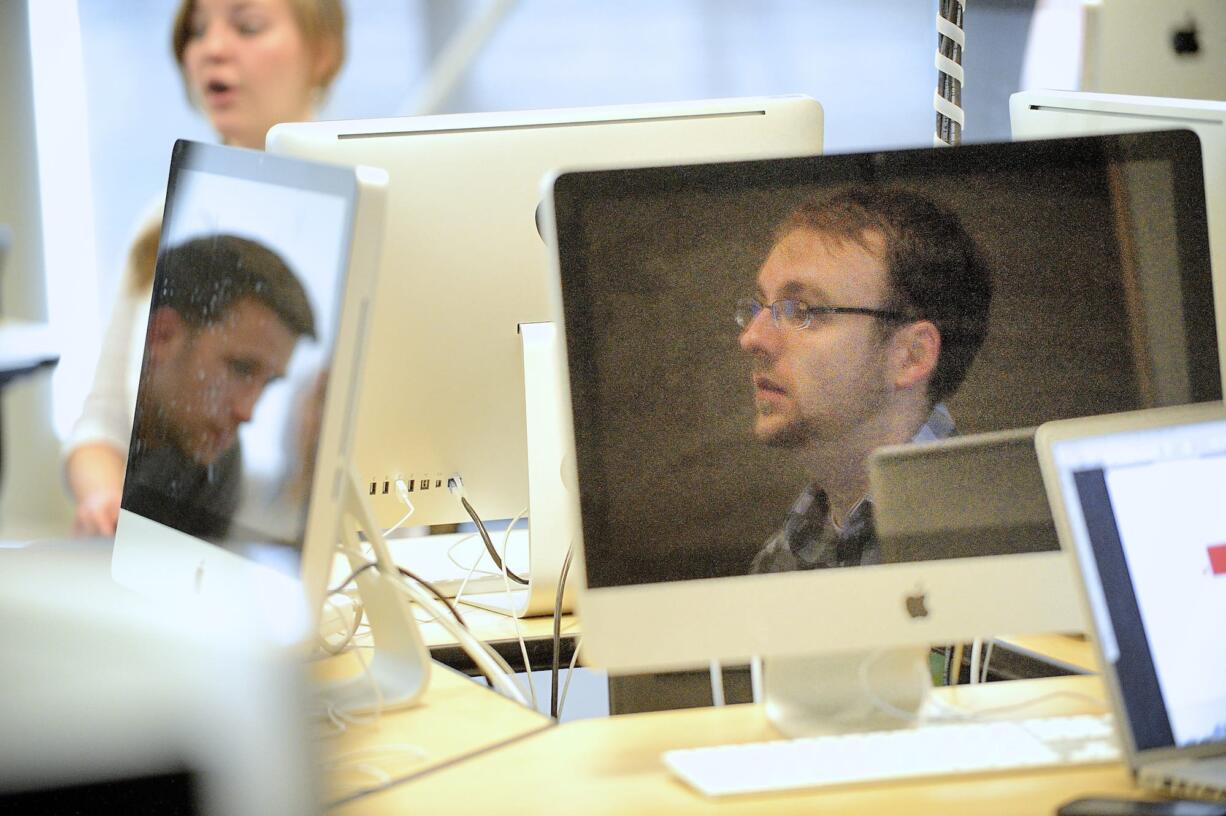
[112,140,394,644]
[546,130,1220,673]
[266,96,823,615]
[1011,89,1226,387]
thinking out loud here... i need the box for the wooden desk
[314,654,550,808]
[333,675,1141,815]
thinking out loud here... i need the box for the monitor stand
[462,321,577,619]
[314,467,432,714]
[763,647,933,738]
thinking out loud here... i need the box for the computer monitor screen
[113,140,386,637]
[548,130,1220,670]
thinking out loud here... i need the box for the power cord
[549,545,574,719]
[447,476,529,585]
[555,636,584,721]
[384,566,528,705]
[859,649,1108,725]
[494,505,537,711]
[385,478,416,537]
[337,546,521,696]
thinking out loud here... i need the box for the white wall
[0,1,75,539]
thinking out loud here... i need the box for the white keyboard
[664,714,1120,797]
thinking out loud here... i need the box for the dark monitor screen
[552,130,1220,588]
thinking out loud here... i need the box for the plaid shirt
[749,404,955,573]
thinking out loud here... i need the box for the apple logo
[1172,18,1200,56]
[905,588,929,619]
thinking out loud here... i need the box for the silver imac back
[267,96,824,616]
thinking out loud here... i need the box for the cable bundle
[935,0,966,147]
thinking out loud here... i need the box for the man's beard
[754,409,817,449]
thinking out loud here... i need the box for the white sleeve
[61,280,152,458]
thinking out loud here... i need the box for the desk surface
[314,654,550,807]
[334,674,1140,816]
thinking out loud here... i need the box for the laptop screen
[1050,415,1226,752]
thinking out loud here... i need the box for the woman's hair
[127,220,163,293]
[170,0,346,92]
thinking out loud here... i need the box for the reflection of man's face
[145,297,298,466]
[738,228,896,449]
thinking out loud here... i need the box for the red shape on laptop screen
[1210,543,1226,576]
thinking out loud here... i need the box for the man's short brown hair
[779,186,992,403]
[155,234,316,340]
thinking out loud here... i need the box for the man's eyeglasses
[734,297,913,331]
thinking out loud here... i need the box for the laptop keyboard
[664,713,1119,797]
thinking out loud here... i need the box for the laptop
[1036,401,1226,802]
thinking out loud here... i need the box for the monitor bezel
[112,139,385,640]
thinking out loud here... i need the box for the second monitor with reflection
[547,130,1221,677]
[267,95,824,615]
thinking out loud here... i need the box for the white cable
[447,532,495,576]
[709,660,726,707]
[336,540,527,706]
[452,544,487,607]
[497,507,534,709]
[969,638,984,685]
[316,594,365,656]
[383,479,415,538]
[387,575,529,706]
[980,640,994,683]
[925,689,1109,722]
[749,656,764,705]
[555,636,584,720]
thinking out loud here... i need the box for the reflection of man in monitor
[736,187,992,573]
[123,234,317,540]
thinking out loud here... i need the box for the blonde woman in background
[65,0,346,535]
